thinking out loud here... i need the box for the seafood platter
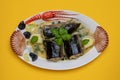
[10,10,108,70]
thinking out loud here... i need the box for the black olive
[29,52,38,61]
[58,21,61,24]
[18,21,26,30]
[23,31,31,39]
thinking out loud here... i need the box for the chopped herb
[51,28,59,36]
[58,21,61,23]
[52,22,55,24]
[58,27,68,35]
[61,34,72,41]
[51,27,72,46]
[43,40,46,46]
[33,44,44,53]
[55,34,61,38]
[78,27,84,30]
[34,44,40,53]
[79,34,83,38]
[54,38,63,46]
[84,32,88,36]
[82,39,89,45]
[38,27,42,33]
[31,36,38,44]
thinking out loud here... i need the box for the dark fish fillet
[43,26,54,38]
[63,23,81,33]
[45,40,61,61]
[64,35,82,59]
[43,22,65,38]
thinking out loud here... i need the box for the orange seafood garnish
[10,30,26,55]
[94,26,109,52]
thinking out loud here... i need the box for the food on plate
[64,35,83,59]
[43,26,54,38]
[29,52,38,61]
[23,31,31,39]
[30,34,43,44]
[10,10,109,70]
[44,40,62,61]
[63,23,81,33]
[82,36,94,49]
[23,53,30,62]
[11,18,95,62]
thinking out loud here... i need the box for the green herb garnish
[51,27,72,46]
[54,38,63,46]
[34,44,40,53]
[52,22,55,24]
[82,39,89,45]
[58,27,68,35]
[61,34,72,41]
[33,44,44,53]
[51,28,58,35]
[31,36,38,44]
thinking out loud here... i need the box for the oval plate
[10,10,108,70]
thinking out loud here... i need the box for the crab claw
[24,14,41,24]
[41,10,78,21]
[24,10,78,24]
[10,30,26,56]
[46,11,77,15]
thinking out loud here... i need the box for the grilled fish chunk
[64,35,83,59]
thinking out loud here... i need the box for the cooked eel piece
[44,40,62,61]
[64,35,83,59]
[43,22,80,38]
[43,26,54,38]
[63,23,81,34]
[43,22,66,38]
[10,30,26,56]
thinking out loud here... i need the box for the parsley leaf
[58,27,68,35]
[51,27,72,46]
[82,39,89,45]
[54,38,63,46]
[31,36,38,44]
[61,34,72,41]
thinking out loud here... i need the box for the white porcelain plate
[10,10,108,70]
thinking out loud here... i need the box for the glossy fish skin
[64,35,82,58]
[43,26,54,38]
[45,40,61,60]
[63,23,81,33]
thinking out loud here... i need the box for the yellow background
[0,0,120,80]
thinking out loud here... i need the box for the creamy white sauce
[24,19,94,60]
